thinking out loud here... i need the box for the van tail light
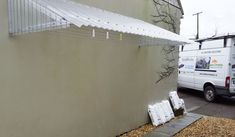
[225,76,230,88]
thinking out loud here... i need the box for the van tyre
[204,86,216,102]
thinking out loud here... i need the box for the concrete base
[144,113,203,137]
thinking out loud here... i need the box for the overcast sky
[180,0,235,39]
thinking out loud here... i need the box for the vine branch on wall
[152,0,180,84]
[152,0,178,33]
[155,46,178,84]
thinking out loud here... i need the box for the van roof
[196,33,235,42]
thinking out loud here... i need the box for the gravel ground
[174,117,235,137]
[119,124,155,137]
[119,117,235,137]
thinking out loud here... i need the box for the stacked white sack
[169,91,183,110]
[180,99,187,114]
[148,101,175,126]
[162,100,175,119]
[154,103,167,124]
[159,102,171,122]
[148,105,162,126]
[148,91,187,126]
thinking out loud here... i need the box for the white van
[178,34,235,102]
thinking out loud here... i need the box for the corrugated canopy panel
[8,0,191,46]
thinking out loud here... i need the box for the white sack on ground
[148,105,161,126]
[160,102,171,122]
[154,103,167,124]
[162,100,175,119]
[169,91,183,110]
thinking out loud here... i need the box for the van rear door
[230,39,235,94]
[178,44,198,89]
[178,51,196,89]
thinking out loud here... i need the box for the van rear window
[232,64,235,69]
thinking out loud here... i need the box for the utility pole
[193,12,203,39]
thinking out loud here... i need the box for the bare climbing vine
[155,46,178,84]
[152,0,178,33]
[152,0,180,84]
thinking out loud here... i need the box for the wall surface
[0,0,182,137]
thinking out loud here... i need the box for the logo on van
[232,64,235,69]
[211,59,218,64]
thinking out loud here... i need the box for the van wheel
[204,86,216,102]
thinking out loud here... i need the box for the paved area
[144,113,203,137]
[178,88,235,119]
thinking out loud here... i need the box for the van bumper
[215,86,235,97]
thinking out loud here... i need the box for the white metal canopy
[8,0,191,46]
